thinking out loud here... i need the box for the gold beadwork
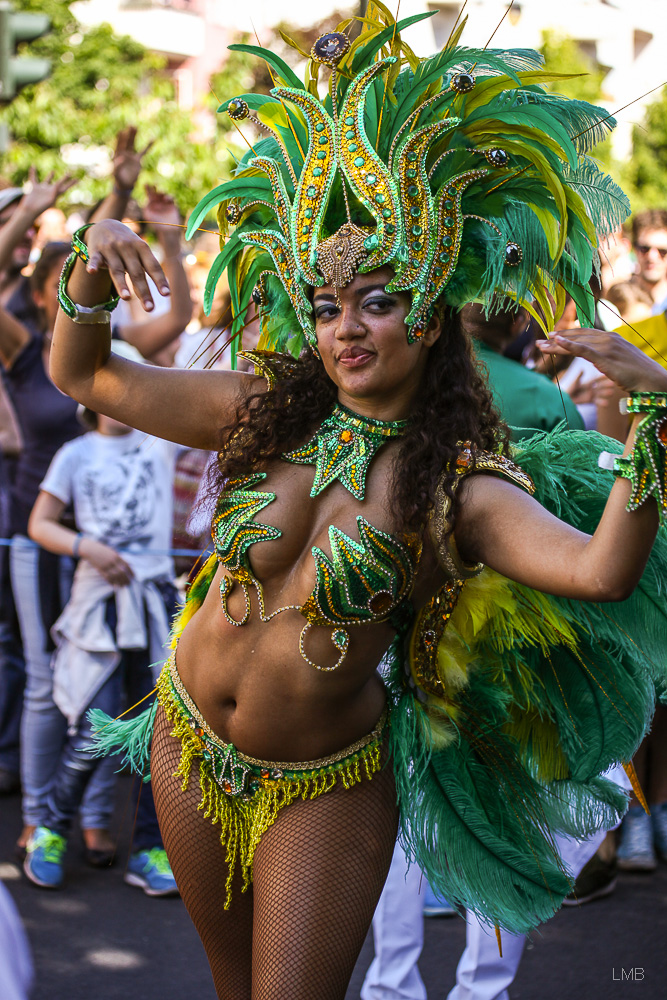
[316,223,371,293]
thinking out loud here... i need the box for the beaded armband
[237,349,305,391]
[599,392,667,525]
[57,224,120,324]
[428,443,535,581]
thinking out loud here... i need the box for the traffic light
[0,1,51,102]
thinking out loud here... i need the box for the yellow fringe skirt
[156,651,388,907]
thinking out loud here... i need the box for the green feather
[87,702,158,782]
[388,427,667,934]
[562,158,631,237]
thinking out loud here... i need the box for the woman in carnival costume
[50,7,667,998]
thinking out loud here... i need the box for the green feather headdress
[186,3,630,359]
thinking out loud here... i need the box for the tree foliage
[0,0,249,217]
[622,86,667,212]
[539,29,614,169]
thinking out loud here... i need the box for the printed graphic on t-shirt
[80,448,158,546]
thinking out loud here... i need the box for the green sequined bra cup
[211,404,419,671]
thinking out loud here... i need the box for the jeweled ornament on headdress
[311,31,350,66]
[187,6,630,361]
[316,223,371,295]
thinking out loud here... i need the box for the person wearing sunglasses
[629,209,667,308]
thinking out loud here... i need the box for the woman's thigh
[150,706,254,1000]
[251,752,399,1000]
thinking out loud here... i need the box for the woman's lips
[337,351,375,368]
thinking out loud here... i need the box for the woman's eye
[365,297,394,309]
[315,305,339,319]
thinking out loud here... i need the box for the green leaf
[218,93,282,114]
[204,232,245,314]
[227,44,304,91]
[186,176,273,240]
[348,11,437,75]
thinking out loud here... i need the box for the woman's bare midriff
[172,451,444,763]
[174,561,394,763]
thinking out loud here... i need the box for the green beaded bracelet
[57,224,120,323]
[621,391,667,415]
[599,396,667,525]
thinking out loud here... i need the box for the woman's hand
[80,538,134,587]
[537,329,667,393]
[85,219,170,312]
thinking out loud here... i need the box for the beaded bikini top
[212,403,419,672]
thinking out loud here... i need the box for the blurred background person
[0,145,191,863]
[628,208,667,310]
[461,302,583,437]
[24,340,180,896]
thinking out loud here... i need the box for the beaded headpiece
[186,3,629,360]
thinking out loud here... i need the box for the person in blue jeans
[24,343,182,895]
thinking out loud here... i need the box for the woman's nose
[335,304,364,339]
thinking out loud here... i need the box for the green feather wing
[391,428,667,934]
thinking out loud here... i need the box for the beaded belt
[159,651,388,801]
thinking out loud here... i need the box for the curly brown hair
[210,308,509,536]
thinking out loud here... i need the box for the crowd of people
[1,118,666,999]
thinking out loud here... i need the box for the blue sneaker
[24,827,66,888]
[617,806,657,871]
[423,881,457,917]
[124,848,179,897]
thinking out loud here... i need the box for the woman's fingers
[122,249,157,309]
[84,220,170,310]
[99,244,154,309]
[138,241,170,296]
[103,247,134,301]
[537,330,667,393]
[86,251,106,273]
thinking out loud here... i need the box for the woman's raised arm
[454,330,667,602]
[50,220,255,450]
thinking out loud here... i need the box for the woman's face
[313,266,441,418]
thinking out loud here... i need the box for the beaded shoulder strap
[429,443,534,580]
[238,349,301,391]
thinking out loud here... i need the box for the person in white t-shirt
[22,343,181,896]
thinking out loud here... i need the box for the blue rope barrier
[0,537,208,558]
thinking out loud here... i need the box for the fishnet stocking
[151,705,398,1000]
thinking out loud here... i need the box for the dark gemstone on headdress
[450,73,475,94]
[228,98,250,121]
[485,148,509,167]
[251,285,263,306]
[311,31,350,66]
[504,242,523,266]
[225,203,240,224]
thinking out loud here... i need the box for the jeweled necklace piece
[283,403,408,500]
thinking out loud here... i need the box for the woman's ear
[421,308,442,347]
[32,289,46,311]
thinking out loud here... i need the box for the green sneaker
[24,827,67,888]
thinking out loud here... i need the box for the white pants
[362,767,628,1000]
[0,884,33,1000]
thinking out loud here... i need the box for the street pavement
[1,776,666,1000]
